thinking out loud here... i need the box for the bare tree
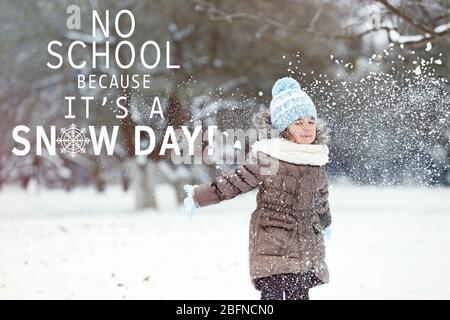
[192,0,449,47]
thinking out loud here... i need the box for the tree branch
[375,0,435,34]
[192,0,449,47]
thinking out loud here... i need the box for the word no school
[47,9,179,70]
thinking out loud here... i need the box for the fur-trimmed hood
[253,106,329,145]
[250,107,329,166]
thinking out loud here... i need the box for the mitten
[321,227,331,241]
[183,184,198,221]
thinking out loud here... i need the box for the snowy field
[0,183,449,300]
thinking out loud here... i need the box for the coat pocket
[256,219,294,256]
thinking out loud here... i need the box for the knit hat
[269,77,317,132]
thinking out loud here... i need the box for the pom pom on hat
[271,77,301,97]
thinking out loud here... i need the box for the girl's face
[286,117,316,144]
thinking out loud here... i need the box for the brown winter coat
[193,134,331,289]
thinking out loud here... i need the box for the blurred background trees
[0,0,448,209]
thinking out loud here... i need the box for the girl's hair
[252,106,329,145]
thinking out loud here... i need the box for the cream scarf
[251,138,329,166]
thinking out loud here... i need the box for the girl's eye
[295,120,315,125]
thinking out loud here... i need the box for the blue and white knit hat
[269,77,317,132]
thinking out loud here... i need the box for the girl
[184,77,331,300]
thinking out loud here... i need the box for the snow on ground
[0,183,449,300]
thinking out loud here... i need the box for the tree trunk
[92,160,105,192]
[112,19,159,209]
[0,157,3,191]
[133,159,158,210]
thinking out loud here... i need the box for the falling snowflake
[56,123,90,157]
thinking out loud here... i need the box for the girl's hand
[183,184,198,221]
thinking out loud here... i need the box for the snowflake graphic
[56,123,90,158]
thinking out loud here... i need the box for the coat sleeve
[312,168,332,231]
[192,152,271,208]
